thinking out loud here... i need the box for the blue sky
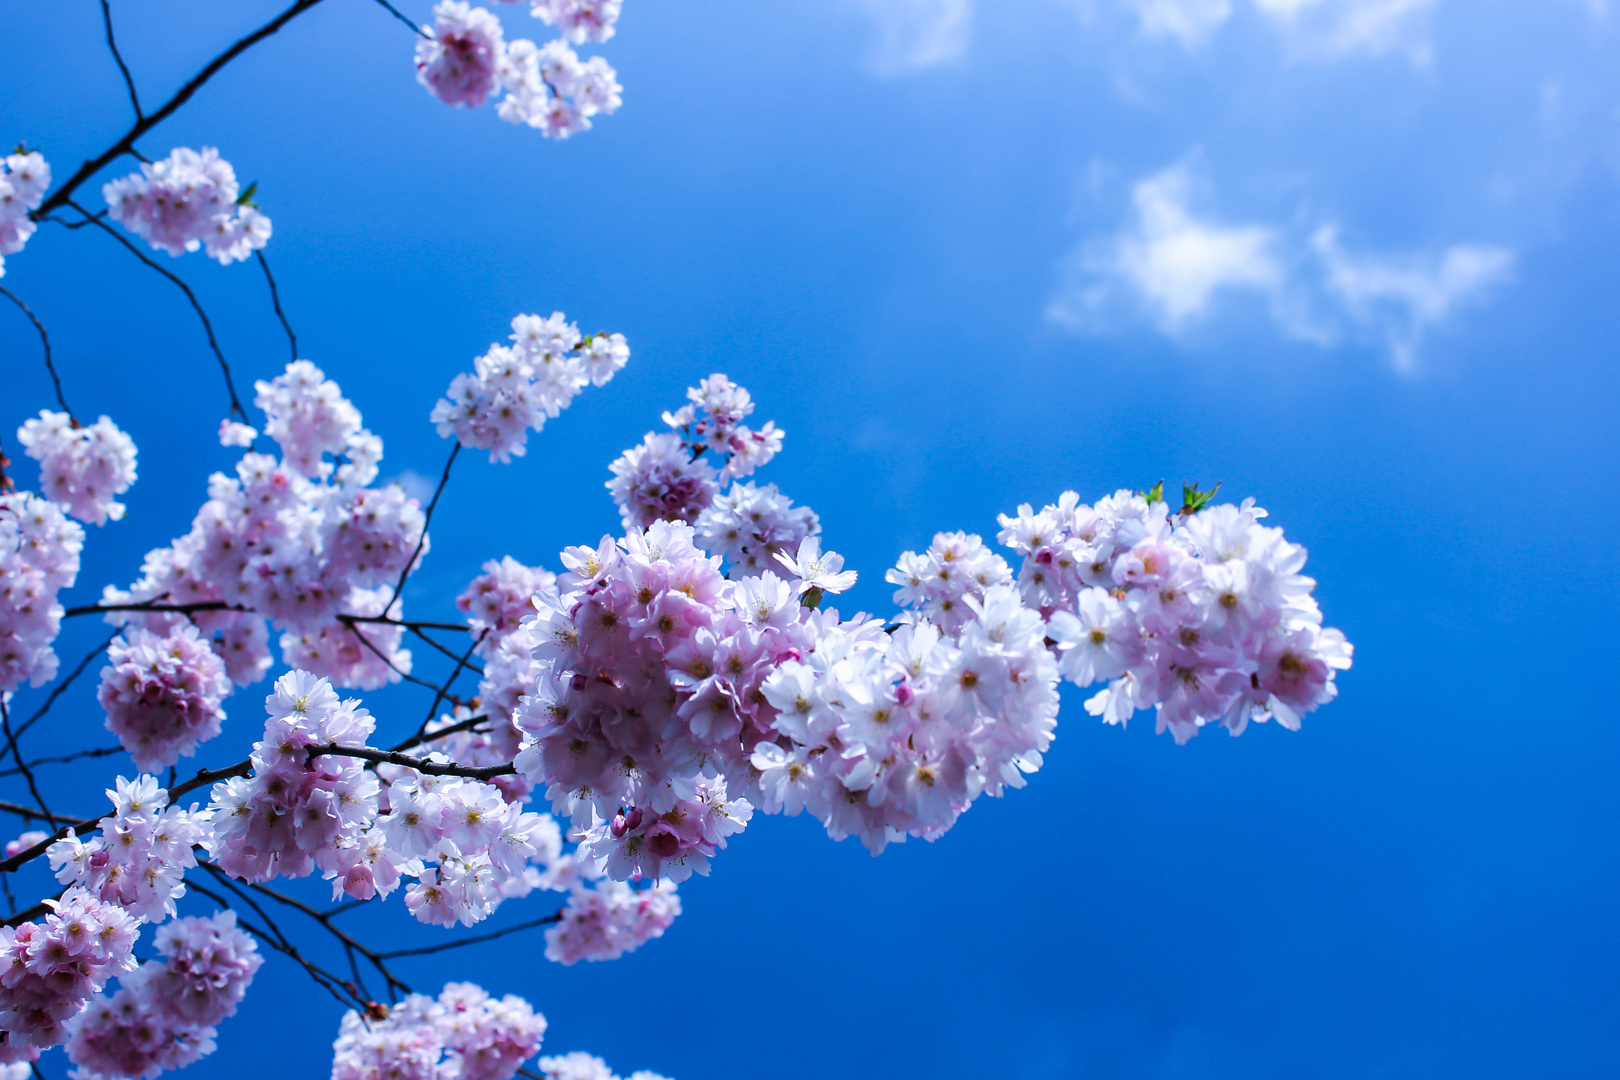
[3,1,1619,1077]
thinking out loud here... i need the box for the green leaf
[236,181,259,208]
[801,586,824,611]
[1178,480,1222,515]
[1138,480,1164,504]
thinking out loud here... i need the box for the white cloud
[1126,0,1234,49]
[1312,226,1514,370]
[1052,163,1284,328]
[1051,161,1515,368]
[1252,0,1436,63]
[850,0,973,73]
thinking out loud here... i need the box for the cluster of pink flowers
[64,912,262,1080]
[48,776,213,924]
[15,410,138,526]
[607,375,783,530]
[330,981,547,1080]
[693,480,819,574]
[543,867,679,965]
[105,361,423,693]
[998,490,1353,742]
[103,147,271,264]
[206,671,381,883]
[417,2,622,138]
[0,490,83,692]
[0,149,48,279]
[97,625,232,772]
[886,530,1014,632]
[0,889,140,1065]
[536,1052,669,1080]
[432,313,629,463]
[384,767,558,928]
[457,556,555,651]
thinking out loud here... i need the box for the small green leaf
[801,586,825,611]
[236,181,259,208]
[1138,480,1165,504]
[1178,480,1222,515]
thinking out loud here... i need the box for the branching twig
[387,443,458,610]
[187,874,363,1009]
[416,627,488,732]
[373,911,563,960]
[100,0,144,120]
[1,699,52,821]
[35,0,332,218]
[255,249,298,362]
[307,743,515,781]
[372,0,431,37]
[391,713,489,754]
[0,284,71,417]
[65,201,248,420]
[7,628,118,746]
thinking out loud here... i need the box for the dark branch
[417,627,488,731]
[63,599,240,618]
[372,0,431,37]
[374,911,562,960]
[1,700,53,821]
[391,714,489,754]
[35,0,331,218]
[386,443,458,611]
[255,249,298,362]
[7,629,118,746]
[100,0,144,120]
[307,743,515,781]
[0,284,71,417]
[66,202,248,421]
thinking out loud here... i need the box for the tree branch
[0,284,71,417]
[386,443,458,610]
[374,911,562,960]
[99,0,144,120]
[307,743,515,781]
[65,201,248,420]
[35,0,331,218]
[255,249,298,363]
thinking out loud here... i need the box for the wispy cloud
[1050,160,1514,368]
[1312,225,1514,370]
[1113,0,1436,62]
[849,0,974,74]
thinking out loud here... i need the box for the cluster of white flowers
[106,361,422,693]
[64,912,262,1080]
[431,312,629,463]
[536,1051,669,1080]
[331,981,548,1080]
[103,147,271,264]
[48,776,212,924]
[457,556,556,653]
[0,889,140,1066]
[999,490,1353,742]
[97,624,232,772]
[542,869,679,965]
[16,410,138,526]
[693,480,819,574]
[607,375,783,530]
[0,149,48,278]
[0,490,83,692]
[885,531,1014,633]
[417,2,622,138]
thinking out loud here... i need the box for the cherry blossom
[103,147,270,264]
[0,490,83,692]
[0,150,49,278]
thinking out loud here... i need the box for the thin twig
[339,619,446,694]
[0,799,79,826]
[100,0,144,120]
[307,743,515,781]
[417,627,488,732]
[35,0,332,218]
[186,875,363,1009]
[0,745,122,779]
[387,443,458,610]
[63,600,239,618]
[8,628,118,746]
[255,249,297,362]
[0,284,70,416]
[372,0,431,37]
[402,623,485,671]
[233,873,411,999]
[374,911,562,960]
[65,202,247,420]
[391,713,489,754]
[1,700,52,821]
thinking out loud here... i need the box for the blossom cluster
[543,868,679,965]
[998,490,1353,742]
[0,490,83,692]
[49,776,212,924]
[97,624,232,772]
[0,149,48,278]
[106,361,423,693]
[331,981,547,1080]
[16,410,139,526]
[65,912,262,1080]
[536,1052,670,1080]
[607,375,783,530]
[693,480,819,574]
[0,889,140,1064]
[206,671,382,885]
[432,312,629,463]
[416,2,622,137]
[103,146,271,264]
